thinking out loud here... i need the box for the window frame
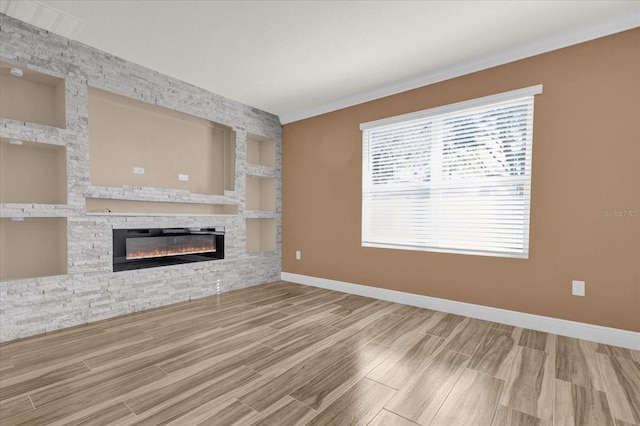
[360,85,542,259]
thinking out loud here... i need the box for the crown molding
[280,12,640,124]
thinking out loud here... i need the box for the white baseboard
[281,272,640,351]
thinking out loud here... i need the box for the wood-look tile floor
[1,281,639,426]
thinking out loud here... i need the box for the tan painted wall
[0,218,67,281]
[88,87,233,195]
[0,138,67,204]
[282,29,640,332]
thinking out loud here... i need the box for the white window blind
[361,85,542,258]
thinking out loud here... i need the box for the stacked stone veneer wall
[0,15,282,342]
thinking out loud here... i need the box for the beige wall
[88,87,232,195]
[282,29,640,332]
[0,218,67,281]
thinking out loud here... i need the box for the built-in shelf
[246,175,276,212]
[85,198,238,216]
[88,87,235,195]
[0,217,67,281]
[247,133,276,168]
[246,218,276,253]
[246,132,276,251]
[0,61,66,129]
[0,138,67,205]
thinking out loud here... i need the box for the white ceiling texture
[1,0,639,123]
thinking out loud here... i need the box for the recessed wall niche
[0,217,67,281]
[0,61,66,128]
[247,133,276,168]
[0,138,67,205]
[246,218,276,253]
[88,87,235,194]
[246,175,276,211]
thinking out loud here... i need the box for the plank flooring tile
[8,326,148,370]
[519,329,556,353]
[555,379,615,426]
[0,356,14,372]
[596,343,640,362]
[290,341,391,411]
[143,312,217,340]
[491,405,551,426]
[126,346,270,414]
[192,318,273,348]
[213,310,289,330]
[158,329,269,374]
[499,346,554,421]
[336,312,405,349]
[287,291,345,310]
[248,396,317,426]
[614,419,640,426]
[430,368,504,426]
[385,349,470,425]
[555,336,605,390]
[372,314,432,348]
[332,294,377,311]
[0,323,107,362]
[491,322,517,332]
[423,312,466,338]
[82,334,199,370]
[0,361,90,401]
[329,300,395,329]
[391,304,428,318]
[2,366,166,426]
[189,398,256,426]
[368,409,420,426]
[30,363,167,409]
[247,327,338,374]
[468,327,520,379]
[596,353,640,424]
[259,315,335,350]
[444,318,493,356]
[237,342,352,412]
[2,281,639,426]
[56,401,135,426]
[271,304,340,330]
[0,395,33,423]
[26,345,179,407]
[367,333,443,389]
[128,367,261,425]
[306,377,396,426]
[250,334,343,379]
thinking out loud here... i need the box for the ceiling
[2,1,639,123]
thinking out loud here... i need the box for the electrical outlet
[178,174,189,181]
[133,167,144,175]
[295,250,301,260]
[572,280,585,297]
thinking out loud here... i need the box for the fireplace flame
[126,245,216,260]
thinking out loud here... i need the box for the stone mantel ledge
[0,203,79,217]
[84,185,239,204]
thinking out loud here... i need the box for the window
[361,85,542,258]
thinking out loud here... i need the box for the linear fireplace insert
[113,227,224,272]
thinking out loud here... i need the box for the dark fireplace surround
[113,227,224,272]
